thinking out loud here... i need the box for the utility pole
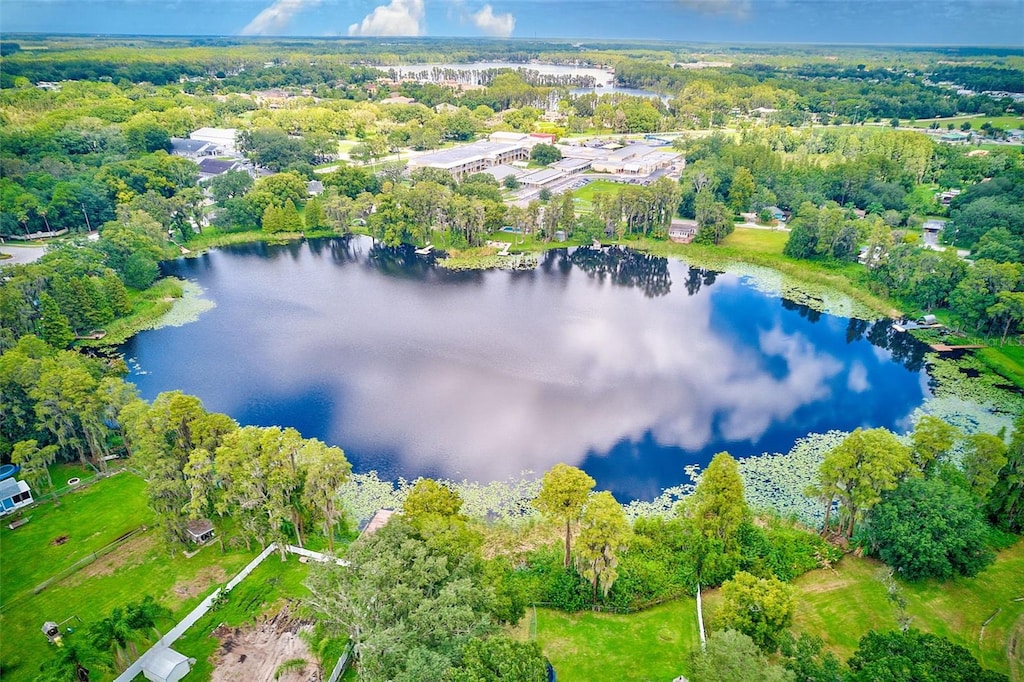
[80,203,92,233]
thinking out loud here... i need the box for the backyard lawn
[522,599,701,682]
[720,227,789,255]
[0,471,257,682]
[788,541,1024,677]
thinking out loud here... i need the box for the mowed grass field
[0,471,257,682]
[788,543,1024,677]
[720,226,790,254]
[978,345,1024,390]
[904,115,1024,130]
[526,541,1023,681]
[521,599,701,682]
[571,179,629,214]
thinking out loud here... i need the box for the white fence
[112,544,278,682]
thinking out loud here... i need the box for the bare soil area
[211,607,320,682]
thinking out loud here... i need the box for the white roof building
[189,127,239,153]
[407,140,530,179]
[142,648,192,682]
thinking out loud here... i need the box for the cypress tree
[38,292,74,349]
[281,199,302,232]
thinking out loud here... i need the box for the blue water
[121,237,929,502]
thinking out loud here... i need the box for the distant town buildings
[408,132,683,187]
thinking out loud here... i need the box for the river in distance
[121,236,930,502]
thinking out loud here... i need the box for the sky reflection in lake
[122,237,928,501]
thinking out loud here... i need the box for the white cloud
[677,0,751,18]
[240,0,321,36]
[470,4,515,37]
[847,361,870,393]
[348,0,425,36]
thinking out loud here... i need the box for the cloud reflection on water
[245,248,845,482]
[131,237,926,497]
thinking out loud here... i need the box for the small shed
[143,648,192,682]
[185,519,215,544]
[0,478,33,516]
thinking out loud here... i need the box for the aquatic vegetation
[149,280,216,329]
[438,253,539,271]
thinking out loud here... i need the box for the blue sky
[2,0,1022,45]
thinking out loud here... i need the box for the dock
[929,343,984,352]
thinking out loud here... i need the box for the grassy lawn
[521,600,700,682]
[720,227,789,254]
[572,179,624,204]
[0,472,257,682]
[788,541,1024,676]
[977,345,1024,389]
[173,555,319,681]
[905,115,1024,130]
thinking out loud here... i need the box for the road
[0,243,46,266]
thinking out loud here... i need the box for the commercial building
[407,140,530,178]
[189,127,239,153]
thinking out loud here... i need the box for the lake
[122,237,929,502]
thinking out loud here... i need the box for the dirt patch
[171,565,229,601]
[69,532,158,582]
[211,606,319,682]
[51,535,69,546]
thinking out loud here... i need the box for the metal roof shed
[143,648,192,682]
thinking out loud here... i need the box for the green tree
[31,353,106,467]
[728,167,755,214]
[963,432,1008,503]
[122,392,236,547]
[262,203,283,233]
[209,169,254,204]
[713,571,795,652]
[214,425,308,556]
[812,427,913,537]
[910,415,959,472]
[281,199,303,232]
[304,196,325,230]
[101,270,132,317]
[574,491,631,599]
[11,438,59,499]
[530,143,562,165]
[948,259,1022,335]
[847,629,1007,682]
[689,629,795,682]
[38,292,74,349]
[299,439,351,553]
[694,188,734,245]
[865,476,994,580]
[533,463,596,567]
[305,517,496,682]
[442,637,547,682]
[403,478,464,523]
[987,416,1024,532]
[683,452,750,553]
